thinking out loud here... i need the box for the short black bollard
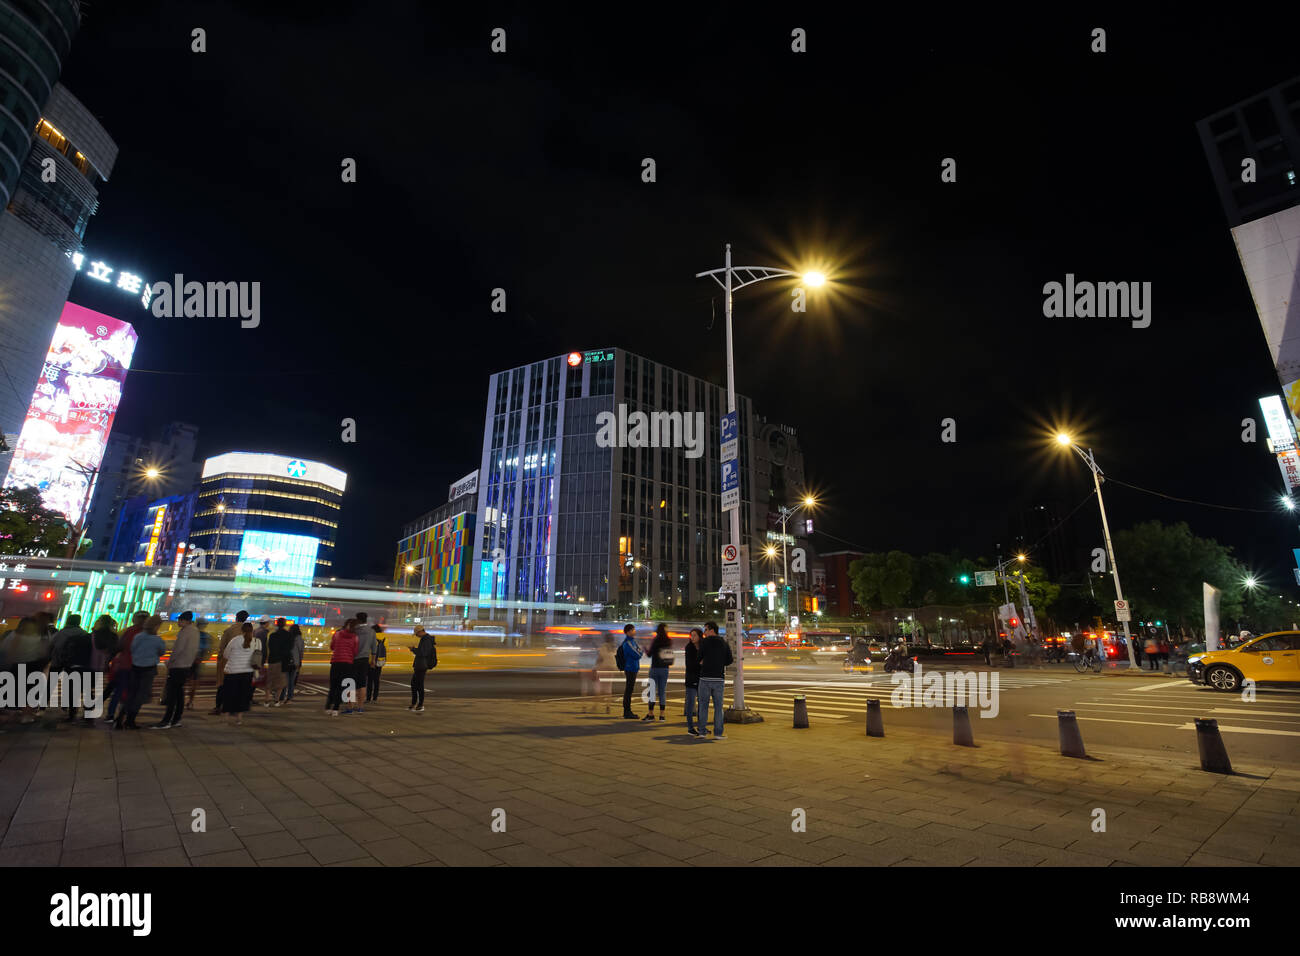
[866,698,884,737]
[953,705,975,747]
[793,695,809,729]
[1195,718,1233,774]
[1057,710,1087,758]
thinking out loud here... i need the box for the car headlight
[1187,656,1202,665]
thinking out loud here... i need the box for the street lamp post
[62,459,163,558]
[1057,435,1138,668]
[776,496,816,627]
[695,245,824,719]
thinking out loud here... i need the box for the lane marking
[1176,723,1300,737]
[1028,713,1181,727]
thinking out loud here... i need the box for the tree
[0,486,73,556]
[1110,521,1250,633]
[849,551,915,609]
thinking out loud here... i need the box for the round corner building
[190,452,346,586]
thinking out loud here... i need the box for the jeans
[280,665,298,701]
[684,685,698,730]
[326,661,351,711]
[352,659,369,706]
[161,667,190,724]
[411,666,427,707]
[366,664,383,701]
[698,678,725,735]
[622,671,637,714]
[648,667,669,710]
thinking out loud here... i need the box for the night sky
[54,4,1300,585]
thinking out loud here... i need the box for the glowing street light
[695,245,829,717]
[1055,431,1138,668]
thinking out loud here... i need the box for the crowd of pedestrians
[588,620,734,739]
[1,608,433,729]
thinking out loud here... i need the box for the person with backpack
[683,627,702,734]
[695,621,733,738]
[409,625,436,712]
[643,623,674,721]
[366,623,388,703]
[616,623,644,719]
[52,615,92,723]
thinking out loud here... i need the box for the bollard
[953,705,975,747]
[793,695,809,728]
[1057,710,1087,758]
[1195,718,1233,774]
[865,698,884,737]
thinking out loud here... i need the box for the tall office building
[470,348,808,621]
[1198,77,1300,506]
[0,1,80,205]
[0,77,116,452]
[189,452,346,582]
[82,422,203,560]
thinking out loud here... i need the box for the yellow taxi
[1187,631,1300,691]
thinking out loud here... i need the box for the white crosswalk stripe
[1044,682,1300,734]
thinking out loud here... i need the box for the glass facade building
[188,452,346,576]
[472,349,806,620]
[395,489,478,595]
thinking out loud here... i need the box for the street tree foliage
[1110,520,1289,633]
[845,521,1292,636]
[0,486,74,555]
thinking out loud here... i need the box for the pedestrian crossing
[1028,681,1300,736]
[695,673,1077,722]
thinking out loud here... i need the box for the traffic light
[958,574,970,585]
[1007,617,1020,629]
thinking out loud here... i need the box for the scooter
[882,647,915,674]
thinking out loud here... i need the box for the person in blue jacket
[618,623,644,719]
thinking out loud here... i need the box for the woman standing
[683,628,702,734]
[326,619,358,716]
[643,623,674,721]
[366,623,387,703]
[281,623,304,703]
[221,622,259,726]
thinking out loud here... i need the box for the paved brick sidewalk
[1,694,1297,867]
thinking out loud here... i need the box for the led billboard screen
[234,530,320,596]
[2,303,137,525]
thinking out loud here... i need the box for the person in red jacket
[105,611,149,724]
[325,619,358,716]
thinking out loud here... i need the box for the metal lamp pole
[1068,444,1137,668]
[696,245,820,717]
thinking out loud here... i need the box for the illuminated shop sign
[60,570,162,629]
[70,252,155,310]
[583,349,614,363]
[144,504,167,566]
[202,452,347,493]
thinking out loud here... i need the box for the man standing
[351,612,375,714]
[157,611,199,728]
[119,615,165,730]
[617,623,643,719]
[52,614,92,723]
[696,621,732,739]
[211,610,249,715]
[253,615,272,668]
[265,618,292,706]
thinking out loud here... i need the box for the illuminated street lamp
[1056,433,1138,668]
[697,246,827,718]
